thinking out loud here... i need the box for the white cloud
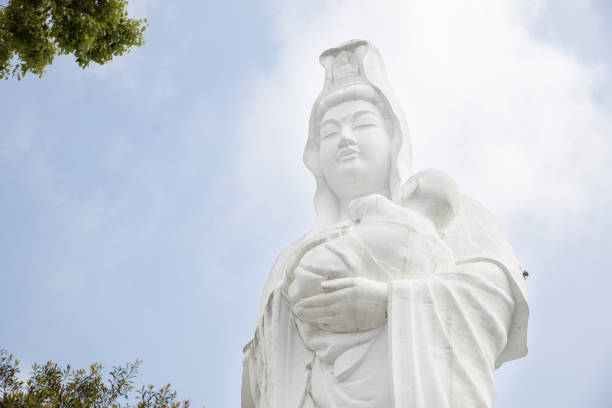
[231,0,612,236]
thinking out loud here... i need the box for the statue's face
[318,99,392,201]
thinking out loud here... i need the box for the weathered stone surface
[242,39,528,408]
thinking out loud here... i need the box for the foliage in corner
[0,0,147,79]
[0,350,198,408]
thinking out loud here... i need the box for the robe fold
[242,196,528,408]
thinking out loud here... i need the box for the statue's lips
[337,147,360,161]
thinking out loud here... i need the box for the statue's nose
[338,128,356,147]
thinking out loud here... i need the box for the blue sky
[1,1,611,407]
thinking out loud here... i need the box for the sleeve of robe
[242,236,315,408]
[388,195,529,408]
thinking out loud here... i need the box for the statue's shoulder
[272,233,312,271]
[445,195,518,261]
[448,196,529,366]
[446,194,528,306]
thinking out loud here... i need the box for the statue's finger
[319,323,354,333]
[311,314,345,325]
[296,287,355,308]
[321,278,356,292]
[295,304,342,321]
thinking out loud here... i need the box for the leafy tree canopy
[0,350,200,408]
[0,0,147,79]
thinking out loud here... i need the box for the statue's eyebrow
[320,118,341,128]
[351,109,380,121]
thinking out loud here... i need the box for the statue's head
[304,40,412,226]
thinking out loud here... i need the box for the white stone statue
[241,39,529,408]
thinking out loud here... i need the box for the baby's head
[397,169,460,235]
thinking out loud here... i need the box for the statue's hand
[292,277,388,332]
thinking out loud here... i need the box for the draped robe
[241,196,528,408]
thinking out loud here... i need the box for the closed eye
[353,123,377,130]
[321,131,340,140]
[352,111,382,130]
[320,122,340,140]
